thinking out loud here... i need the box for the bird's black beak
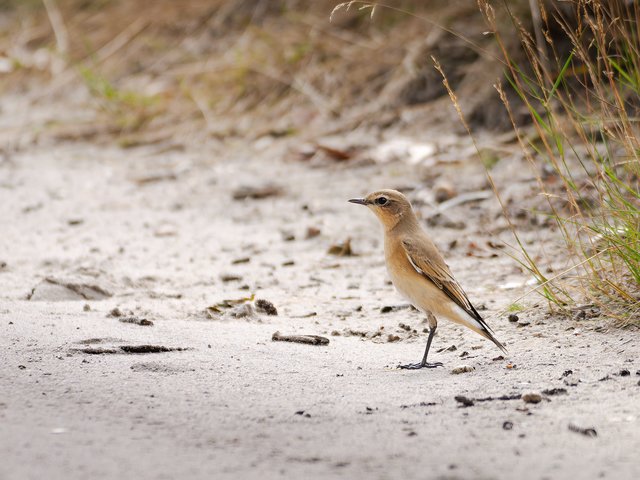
[348,198,368,205]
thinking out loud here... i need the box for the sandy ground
[1,134,639,480]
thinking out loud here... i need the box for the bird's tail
[448,304,508,354]
[477,328,508,354]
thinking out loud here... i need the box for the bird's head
[348,189,415,230]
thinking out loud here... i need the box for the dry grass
[0,0,514,144]
[475,0,640,324]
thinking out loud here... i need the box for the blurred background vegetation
[1,0,638,322]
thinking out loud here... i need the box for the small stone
[108,307,123,317]
[508,314,519,322]
[305,227,321,239]
[83,304,91,311]
[503,421,514,430]
[454,395,474,407]
[433,181,457,203]
[387,334,400,342]
[255,299,278,316]
[220,273,242,282]
[619,369,630,377]
[327,238,354,256]
[522,392,542,404]
[451,365,475,374]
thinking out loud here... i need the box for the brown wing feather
[401,239,494,334]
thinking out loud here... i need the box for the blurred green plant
[78,65,162,132]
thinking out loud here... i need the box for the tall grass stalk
[478,0,640,323]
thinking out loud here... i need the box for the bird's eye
[375,197,388,206]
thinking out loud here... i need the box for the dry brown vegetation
[0,0,536,144]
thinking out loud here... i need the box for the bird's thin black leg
[398,324,443,370]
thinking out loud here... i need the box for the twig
[428,190,492,217]
[527,0,550,77]
[42,0,68,75]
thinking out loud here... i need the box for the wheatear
[349,189,506,369]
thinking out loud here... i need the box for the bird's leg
[398,312,443,370]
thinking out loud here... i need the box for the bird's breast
[385,240,427,306]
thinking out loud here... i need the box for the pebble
[522,392,542,404]
[451,365,475,374]
[433,181,457,203]
[255,299,278,316]
[508,314,519,322]
[305,227,321,239]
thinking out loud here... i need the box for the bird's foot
[398,361,443,370]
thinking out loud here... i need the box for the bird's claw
[398,361,443,370]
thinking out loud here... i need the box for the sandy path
[1,140,639,479]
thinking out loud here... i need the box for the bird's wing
[401,238,494,334]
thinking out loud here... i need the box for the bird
[349,189,506,369]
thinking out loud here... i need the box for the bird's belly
[387,262,435,313]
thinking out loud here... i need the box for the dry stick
[42,0,68,75]
[91,17,149,66]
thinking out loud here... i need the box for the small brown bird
[349,189,506,369]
